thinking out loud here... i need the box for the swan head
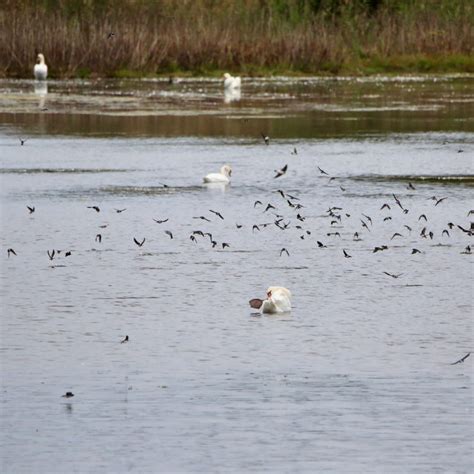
[267,286,292,299]
[220,165,232,177]
[37,53,45,64]
[223,73,231,80]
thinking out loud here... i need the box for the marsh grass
[1,0,472,78]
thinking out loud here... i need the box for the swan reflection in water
[34,81,48,109]
[224,87,241,103]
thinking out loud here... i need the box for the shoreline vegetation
[1,0,473,79]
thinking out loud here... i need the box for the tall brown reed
[0,0,472,77]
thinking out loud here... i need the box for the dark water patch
[352,174,474,186]
[0,168,130,174]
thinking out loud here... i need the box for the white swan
[203,165,232,184]
[34,53,48,80]
[249,286,292,314]
[223,73,241,90]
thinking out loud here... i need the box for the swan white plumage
[203,165,232,184]
[249,286,292,314]
[34,53,48,80]
[223,73,241,90]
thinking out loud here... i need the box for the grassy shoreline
[1,0,472,79]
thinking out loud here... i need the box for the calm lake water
[0,75,473,473]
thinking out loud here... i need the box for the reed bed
[1,0,472,78]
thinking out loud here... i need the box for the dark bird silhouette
[274,164,288,179]
[343,249,352,258]
[115,208,127,213]
[380,203,391,210]
[318,166,328,175]
[360,220,371,232]
[165,230,173,239]
[236,223,243,229]
[27,205,35,214]
[222,242,230,249]
[47,250,55,261]
[457,225,473,236]
[95,234,102,243]
[404,225,412,232]
[461,245,471,255]
[291,147,298,155]
[286,199,295,208]
[209,210,224,220]
[327,232,341,238]
[87,206,100,213]
[254,200,263,208]
[340,185,346,191]
[65,251,72,257]
[252,225,260,232]
[362,214,373,226]
[383,272,403,279]
[373,246,388,253]
[286,193,299,201]
[62,392,74,398]
[296,213,305,222]
[317,241,327,248]
[383,217,392,222]
[133,238,145,247]
[447,222,454,229]
[391,232,402,240]
[280,248,290,257]
[276,189,285,199]
[19,138,27,146]
[411,248,422,254]
[353,232,361,241]
[407,182,416,190]
[435,197,447,206]
[450,352,470,365]
[428,231,434,240]
[467,210,474,217]
[264,203,276,212]
[392,194,405,211]
[153,218,169,224]
[121,335,129,344]
[442,230,450,237]
[193,216,211,222]
[261,132,270,145]
[418,214,427,222]
[7,248,17,257]
[189,235,197,243]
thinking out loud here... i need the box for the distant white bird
[34,53,48,80]
[223,73,241,90]
[249,286,292,313]
[203,165,232,184]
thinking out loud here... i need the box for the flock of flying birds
[6,133,473,374]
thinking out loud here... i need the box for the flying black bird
[65,251,72,257]
[280,248,290,257]
[362,214,373,225]
[392,194,404,211]
[27,205,35,214]
[317,241,327,248]
[411,248,422,254]
[209,210,224,220]
[467,210,474,217]
[457,225,473,236]
[450,353,470,365]
[121,335,129,344]
[261,132,270,145]
[165,230,173,239]
[95,234,102,243]
[254,200,263,208]
[353,232,361,241]
[383,272,403,279]
[442,230,450,237]
[192,230,204,237]
[264,203,276,212]
[222,242,230,249]
[380,203,391,210]
[276,190,285,198]
[211,240,218,248]
[291,147,298,155]
[252,225,260,232]
[327,232,341,238]
[404,225,412,232]
[383,217,392,222]
[340,186,346,191]
[296,214,305,222]
[461,245,471,255]
[133,238,145,247]
[343,249,352,258]
[47,250,55,261]
[435,197,447,206]
[189,235,197,243]
[447,222,454,229]
[153,218,169,224]
[62,392,74,398]
[193,216,211,222]
[7,248,17,258]
[391,233,402,240]
[407,182,416,190]
[318,166,328,175]
[235,223,243,229]
[418,214,427,222]
[360,220,371,232]
[115,208,127,213]
[286,193,299,201]
[373,246,388,253]
[274,164,288,179]
[87,206,100,213]
[19,138,27,146]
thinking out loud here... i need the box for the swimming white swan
[34,53,48,80]
[249,286,292,313]
[203,165,232,184]
[223,73,241,90]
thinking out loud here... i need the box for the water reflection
[224,87,241,103]
[34,81,48,109]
